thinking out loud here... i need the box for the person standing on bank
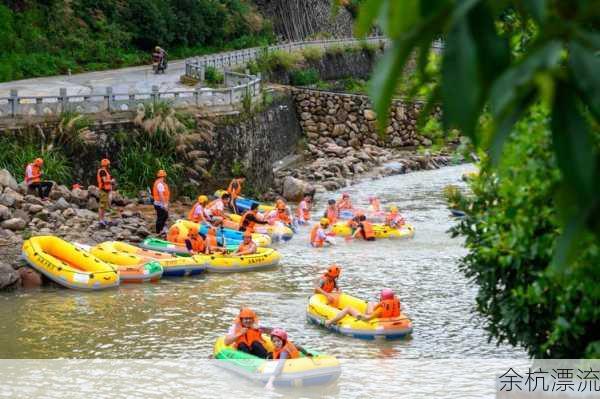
[25,158,53,200]
[152,170,170,236]
[97,158,114,228]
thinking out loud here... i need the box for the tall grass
[0,139,73,184]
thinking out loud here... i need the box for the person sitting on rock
[233,231,257,256]
[225,308,270,359]
[325,288,401,327]
[352,214,375,241]
[184,228,208,255]
[337,192,353,211]
[385,206,405,229]
[25,158,53,200]
[310,218,334,247]
[296,194,312,225]
[323,199,338,224]
[188,195,209,223]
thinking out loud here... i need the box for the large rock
[0,262,20,291]
[282,176,315,202]
[364,109,377,121]
[18,267,42,289]
[49,185,71,202]
[27,204,44,214]
[0,188,23,208]
[52,197,70,211]
[0,205,11,221]
[71,188,89,206]
[1,218,26,231]
[87,185,100,199]
[0,169,18,191]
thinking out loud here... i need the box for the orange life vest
[206,227,218,248]
[227,178,243,199]
[25,163,41,184]
[188,203,206,223]
[152,178,170,203]
[361,221,375,239]
[167,226,181,243]
[276,211,292,225]
[233,322,263,348]
[310,224,324,247]
[239,210,258,232]
[386,213,404,227]
[96,167,112,191]
[188,235,206,252]
[273,341,300,360]
[320,274,337,293]
[296,201,310,220]
[326,208,338,224]
[378,297,401,318]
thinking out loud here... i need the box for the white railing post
[9,89,18,118]
[152,85,159,105]
[59,88,68,113]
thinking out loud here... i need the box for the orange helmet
[238,307,256,320]
[101,158,110,167]
[327,264,341,278]
[157,169,167,177]
[34,158,43,166]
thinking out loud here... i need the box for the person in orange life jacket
[352,214,376,241]
[152,170,170,235]
[325,288,401,327]
[225,308,269,359]
[323,199,339,224]
[184,228,208,255]
[206,193,231,221]
[264,328,301,390]
[337,192,353,210]
[25,158,53,200]
[97,158,114,227]
[315,265,342,306]
[227,175,245,214]
[310,218,334,247]
[188,195,209,223]
[205,217,227,254]
[385,206,405,229]
[368,196,381,213]
[233,231,257,255]
[271,203,292,226]
[238,203,268,233]
[296,194,312,224]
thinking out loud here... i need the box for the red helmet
[380,288,394,300]
[239,307,256,320]
[327,264,341,278]
[270,327,288,343]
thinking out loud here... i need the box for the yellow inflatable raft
[92,241,206,277]
[201,247,281,272]
[307,293,413,339]
[22,236,119,290]
[213,336,340,387]
[171,219,272,248]
[331,222,415,239]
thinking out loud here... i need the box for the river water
[0,164,528,398]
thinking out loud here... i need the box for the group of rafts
[20,190,415,388]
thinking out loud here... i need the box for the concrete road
[0,59,194,98]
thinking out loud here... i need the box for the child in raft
[205,218,228,254]
[265,328,301,390]
[325,288,401,327]
[323,199,339,224]
[385,206,405,229]
[233,231,257,255]
[314,265,342,306]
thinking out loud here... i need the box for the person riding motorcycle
[152,46,168,74]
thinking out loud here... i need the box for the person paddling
[225,308,269,359]
[325,288,401,327]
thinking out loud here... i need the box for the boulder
[0,188,23,208]
[52,197,70,211]
[18,267,42,289]
[62,208,76,219]
[0,169,18,191]
[27,204,44,214]
[87,185,100,199]
[0,262,20,291]
[49,185,71,202]
[364,109,377,121]
[111,191,126,206]
[71,188,89,206]
[24,195,43,206]
[1,218,26,231]
[12,209,30,224]
[87,197,99,211]
[282,176,315,202]
[0,205,11,221]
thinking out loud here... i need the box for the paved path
[0,60,191,97]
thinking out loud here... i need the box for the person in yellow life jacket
[188,195,209,223]
[368,196,381,213]
[238,203,268,233]
[233,231,257,255]
[296,194,312,224]
[337,192,353,210]
[225,308,269,359]
[206,193,231,221]
[152,170,170,236]
[184,228,207,255]
[97,158,114,227]
[352,214,375,241]
[325,288,401,327]
[310,218,334,248]
[315,265,342,306]
[385,206,406,229]
[265,328,300,390]
[227,176,245,214]
[25,158,53,200]
[323,199,338,224]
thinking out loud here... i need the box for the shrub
[289,68,319,86]
[204,66,224,86]
[301,46,324,62]
[325,44,345,56]
[133,102,189,136]
[258,50,303,73]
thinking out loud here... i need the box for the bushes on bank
[205,66,225,86]
[289,68,319,86]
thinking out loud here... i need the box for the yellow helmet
[197,195,208,204]
[390,206,398,212]
[320,217,330,226]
